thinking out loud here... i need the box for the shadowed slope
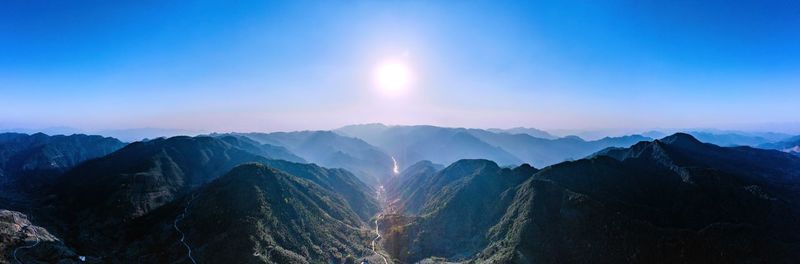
[383,160,537,262]
[48,136,378,257]
[118,163,374,263]
[475,133,800,263]
[0,132,125,196]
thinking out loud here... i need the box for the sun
[374,60,412,95]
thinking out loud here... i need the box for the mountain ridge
[106,163,375,263]
[45,135,379,257]
[471,133,800,263]
[233,131,394,185]
[336,124,652,169]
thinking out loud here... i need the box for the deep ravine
[371,185,389,264]
[173,194,199,264]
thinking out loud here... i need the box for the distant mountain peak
[562,135,585,141]
[217,162,282,184]
[486,127,557,139]
[515,163,536,171]
[443,159,500,174]
[354,122,389,128]
[406,160,436,169]
[659,132,703,146]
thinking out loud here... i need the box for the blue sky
[2,1,799,133]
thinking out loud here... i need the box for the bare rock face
[0,210,93,264]
[1,210,56,257]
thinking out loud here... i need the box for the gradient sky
[2,1,800,133]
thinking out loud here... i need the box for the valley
[0,128,799,263]
[173,194,198,264]
[372,185,389,264]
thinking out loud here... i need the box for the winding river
[371,185,389,264]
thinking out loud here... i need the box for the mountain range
[486,127,558,140]
[759,135,800,156]
[37,134,378,260]
[1,128,799,263]
[0,133,125,184]
[118,163,374,263]
[0,133,125,208]
[230,131,395,185]
[380,133,800,263]
[337,124,652,168]
[684,131,790,147]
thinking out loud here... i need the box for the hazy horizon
[3,122,800,143]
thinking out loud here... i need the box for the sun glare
[374,60,412,95]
